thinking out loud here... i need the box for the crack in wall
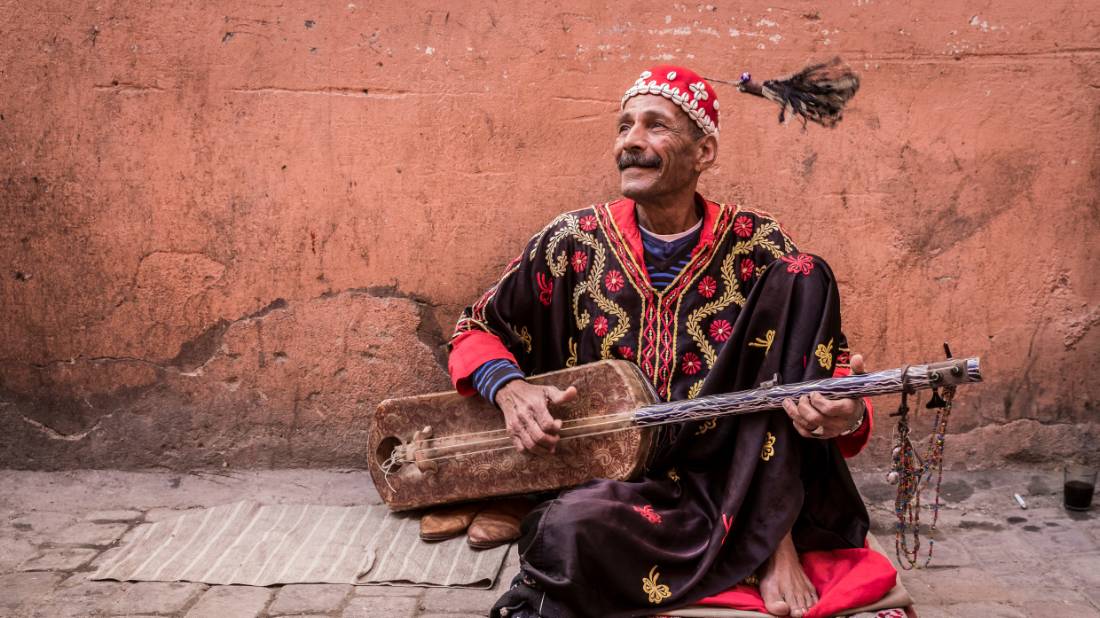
[20,414,112,441]
[228,87,496,99]
[28,356,163,370]
[11,288,447,382]
[93,82,165,93]
[320,285,449,370]
[229,86,379,97]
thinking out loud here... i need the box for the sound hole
[376,436,404,471]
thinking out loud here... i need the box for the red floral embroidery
[593,315,610,337]
[709,319,733,343]
[571,250,588,272]
[579,214,598,232]
[739,258,755,282]
[536,272,553,306]
[618,345,634,360]
[733,215,754,238]
[697,276,717,299]
[604,269,625,293]
[781,254,814,276]
[633,504,662,524]
[681,352,702,375]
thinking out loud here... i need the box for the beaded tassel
[890,377,955,570]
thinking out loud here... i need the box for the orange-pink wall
[2,1,1098,468]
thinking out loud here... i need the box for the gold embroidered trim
[686,380,703,400]
[682,215,788,396]
[544,213,631,360]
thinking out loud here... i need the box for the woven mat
[92,501,508,588]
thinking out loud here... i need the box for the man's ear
[695,134,719,173]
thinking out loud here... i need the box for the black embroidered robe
[449,196,869,617]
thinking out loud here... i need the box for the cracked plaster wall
[0,1,1098,469]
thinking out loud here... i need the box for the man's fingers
[783,398,816,438]
[519,427,548,455]
[797,395,826,428]
[809,392,845,417]
[850,353,866,375]
[531,401,561,435]
[789,392,862,439]
[520,409,558,453]
[782,397,799,416]
[509,420,537,453]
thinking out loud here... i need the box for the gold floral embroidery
[515,325,532,353]
[565,337,577,368]
[695,418,717,436]
[760,432,776,461]
[815,337,834,370]
[667,467,680,482]
[748,329,775,354]
[683,215,788,396]
[642,565,672,604]
[685,250,746,367]
[545,214,630,359]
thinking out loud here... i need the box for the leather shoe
[419,502,482,542]
[467,497,535,550]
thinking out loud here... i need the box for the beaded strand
[889,373,955,570]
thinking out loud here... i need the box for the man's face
[614,95,709,202]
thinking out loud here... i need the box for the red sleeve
[448,330,519,396]
[831,364,874,458]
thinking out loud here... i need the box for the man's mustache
[618,152,662,171]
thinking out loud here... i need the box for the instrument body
[369,360,659,511]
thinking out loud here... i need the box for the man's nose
[621,122,648,151]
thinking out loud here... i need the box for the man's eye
[618,124,631,133]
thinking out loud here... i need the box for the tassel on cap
[709,57,860,128]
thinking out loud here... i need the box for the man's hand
[495,380,577,455]
[782,354,867,440]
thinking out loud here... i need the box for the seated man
[446,66,873,618]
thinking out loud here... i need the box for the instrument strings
[392,403,742,468]
[411,409,637,448]
[385,422,654,472]
[380,419,633,479]
[408,388,764,451]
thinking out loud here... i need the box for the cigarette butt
[1013,493,1027,509]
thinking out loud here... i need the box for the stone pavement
[0,468,1096,618]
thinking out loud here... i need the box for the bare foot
[758,531,818,617]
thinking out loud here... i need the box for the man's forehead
[619,95,684,119]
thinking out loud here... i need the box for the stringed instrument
[368,357,981,511]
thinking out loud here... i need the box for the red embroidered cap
[621,65,719,138]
